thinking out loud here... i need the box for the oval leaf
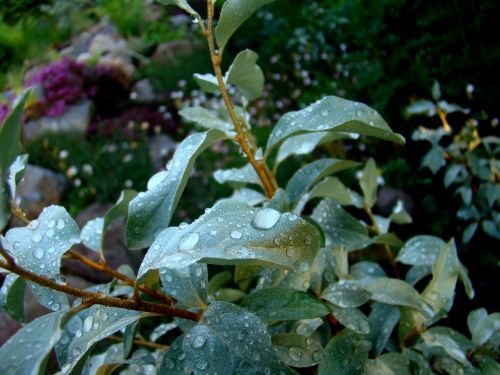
[272,333,325,368]
[226,49,265,101]
[160,263,208,308]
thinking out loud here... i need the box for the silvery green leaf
[431,81,442,101]
[213,288,247,302]
[467,308,500,346]
[149,322,178,342]
[80,344,123,375]
[215,0,277,51]
[241,288,330,321]
[255,267,311,292]
[359,158,378,208]
[356,277,433,317]
[272,333,325,367]
[0,273,26,322]
[126,130,227,249]
[29,283,69,313]
[437,100,470,115]
[318,330,371,375]
[350,261,387,280]
[156,0,199,16]
[160,263,208,308]
[422,146,446,174]
[366,353,411,375]
[266,96,404,155]
[322,280,371,308]
[7,154,28,199]
[264,188,290,212]
[179,106,233,132]
[417,327,472,365]
[396,235,445,266]
[482,219,500,240]
[160,334,191,374]
[0,310,68,375]
[4,205,80,311]
[234,265,261,290]
[208,271,233,295]
[405,265,432,286]
[214,163,261,186]
[276,132,358,165]
[389,200,412,224]
[57,306,145,374]
[226,49,264,101]
[293,318,324,337]
[444,164,467,188]
[368,303,400,356]
[311,199,370,251]
[123,321,140,358]
[403,100,436,118]
[138,199,320,278]
[286,159,360,206]
[81,217,104,253]
[193,73,219,94]
[183,301,296,374]
[329,304,370,335]
[230,188,266,206]
[478,356,500,375]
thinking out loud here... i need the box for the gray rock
[23,100,93,142]
[131,78,156,102]
[148,134,177,169]
[151,40,194,64]
[16,165,66,219]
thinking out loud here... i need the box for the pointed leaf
[138,199,321,278]
[156,0,199,16]
[126,130,227,249]
[57,306,145,374]
[241,288,330,321]
[160,334,191,374]
[350,261,387,280]
[183,301,295,374]
[467,308,500,346]
[179,106,233,132]
[0,274,26,322]
[266,96,404,155]
[318,330,371,375]
[329,304,370,334]
[368,303,401,356]
[214,163,262,186]
[311,198,370,250]
[215,0,277,51]
[231,188,266,206]
[286,159,360,205]
[0,311,68,375]
[7,154,28,199]
[359,158,378,208]
[306,176,362,207]
[226,49,264,101]
[322,280,371,308]
[272,333,325,367]
[397,235,445,266]
[160,263,208,308]
[193,73,219,94]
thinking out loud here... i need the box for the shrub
[0,1,498,374]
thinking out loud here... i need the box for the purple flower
[0,103,11,125]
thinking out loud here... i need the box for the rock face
[148,134,177,169]
[16,165,66,219]
[22,100,93,142]
[151,40,195,64]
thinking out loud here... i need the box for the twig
[203,0,277,197]
[107,335,169,352]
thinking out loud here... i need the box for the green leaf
[7,154,28,199]
[477,356,500,375]
[404,100,437,118]
[276,132,358,165]
[422,146,446,174]
[367,353,411,375]
[396,235,445,266]
[82,190,137,255]
[215,0,277,51]
[137,199,321,278]
[286,159,360,206]
[0,274,26,322]
[0,311,68,375]
[307,177,363,208]
[57,306,145,374]
[208,271,233,295]
[467,308,500,346]
[350,261,387,280]
[266,96,404,155]
[318,330,371,375]
[182,301,296,374]
[311,199,370,251]
[359,158,378,208]
[417,327,472,365]
[160,334,191,374]
[0,91,28,176]
[160,263,208,308]
[241,288,330,321]
[126,130,227,249]
[156,0,199,16]
[389,200,412,225]
[179,106,233,132]
[368,303,400,356]
[193,73,219,94]
[322,280,371,308]
[264,188,290,212]
[272,333,325,367]
[356,277,433,317]
[432,81,442,101]
[226,49,265,101]
[0,181,9,232]
[214,163,262,186]
[329,304,370,334]
[255,267,311,292]
[231,188,266,206]
[3,205,80,311]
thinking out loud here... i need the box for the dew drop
[147,170,169,190]
[192,335,207,348]
[75,330,82,338]
[195,360,208,370]
[164,358,175,369]
[47,220,56,228]
[32,233,42,244]
[253,208,281,229]
[288,346,304,361]
[320,110,329,117]
[33,248,44,259]
[28,220,40,230]
[56,219,65,230]
[288,214,299,222]
[179,233,199,250]
[83,316,94,332]
[230,230,242,239]
[312,350,323,361]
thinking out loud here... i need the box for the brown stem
[0,255,200,321]
[108,335,169,351]
[366,207,400,278]
[204,1,277,198]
